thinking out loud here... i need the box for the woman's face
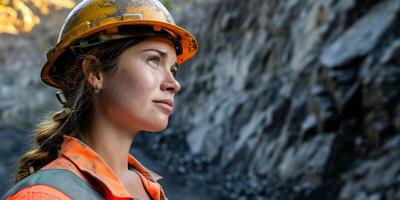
[98,37,181,132]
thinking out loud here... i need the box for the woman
[2,0,197,199]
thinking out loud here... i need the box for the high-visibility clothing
[2,169,104,199]
[3,136,166,200]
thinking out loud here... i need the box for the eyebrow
[141,49,167,58]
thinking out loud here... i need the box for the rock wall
[0,11,65,129]
[0,0,399,199]
[139,0,400,199]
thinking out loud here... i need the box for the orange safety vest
[3,136,167,200]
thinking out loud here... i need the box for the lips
[153,99,174,112]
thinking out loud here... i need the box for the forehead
[127,37,177,55]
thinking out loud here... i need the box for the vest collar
[60,135,163,199]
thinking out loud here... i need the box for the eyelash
[171,65,178,77]
[148,56,161,67]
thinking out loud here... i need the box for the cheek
[103,60,158,109]
[97,57,171,132]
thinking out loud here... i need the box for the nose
[161,71,181,94]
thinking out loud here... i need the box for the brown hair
[14,37,145,183]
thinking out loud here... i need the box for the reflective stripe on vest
[1,169,104,200]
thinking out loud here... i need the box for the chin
[143,120,169,132]
[145,126,168,133]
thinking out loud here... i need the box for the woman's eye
[148,56,160,67]
[171,64,179,77]
[171,68,177,77]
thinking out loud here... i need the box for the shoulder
[3,169,101,200]
[4,185,71,200]
[42,156,88,182]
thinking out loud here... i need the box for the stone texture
[339,136,400,200]
[1,0,400,199]
[320,0,400,68]
[0,127,29,195]
[278,134,335,181]
[149,0,400,199]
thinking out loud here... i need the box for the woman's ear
[81,55,103,90]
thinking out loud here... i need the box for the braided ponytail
[13,54,91,183]
[14,75,92,183]
[14,108,70,183]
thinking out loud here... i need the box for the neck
[83,109,139,176]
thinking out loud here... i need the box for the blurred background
[1,0,400,199]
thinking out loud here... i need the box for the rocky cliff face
[138,0,400,199]
[1,0,399,199]
[0,11,65,129]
